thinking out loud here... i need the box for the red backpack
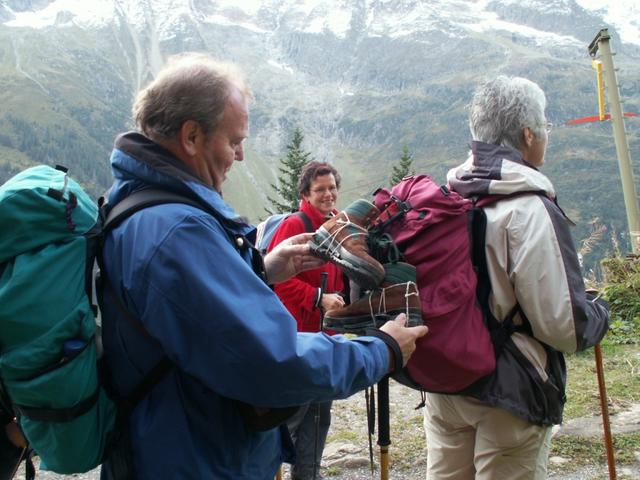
[370,174,517,393]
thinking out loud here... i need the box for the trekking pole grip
[319,272,328,332]
[320,272,328,297]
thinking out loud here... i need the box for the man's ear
[178,120,202,157]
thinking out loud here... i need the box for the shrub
[601,255,640,345]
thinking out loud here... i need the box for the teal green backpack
[0,165,116,475]
[0,165,202,477]
[0,165,301,478]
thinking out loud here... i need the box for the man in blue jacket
[99,52,428,480]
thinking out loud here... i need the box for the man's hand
[379,313,428,370]
[263,233,326,284]
[321,293,345,312]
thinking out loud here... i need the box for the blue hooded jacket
[100,132,390,479]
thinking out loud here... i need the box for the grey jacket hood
[447,141,555,199]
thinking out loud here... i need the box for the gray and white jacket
[447,141,609,426]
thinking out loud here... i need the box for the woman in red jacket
[268,161,345,480]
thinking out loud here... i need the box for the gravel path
[14,382,640,479]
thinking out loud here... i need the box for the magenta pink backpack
[371,175,512,393]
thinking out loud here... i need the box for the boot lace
[315,213,368,255]
[367,281,419,327]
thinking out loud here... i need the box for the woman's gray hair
[469,76,546,149]
[133,52,252,139]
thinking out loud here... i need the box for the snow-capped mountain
[3,0,639,47]
[0,0,638,259]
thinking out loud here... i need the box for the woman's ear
[522,126,535,148]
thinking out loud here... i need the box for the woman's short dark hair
[297,161,341,198]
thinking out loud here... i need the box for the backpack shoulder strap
[474,189,546,209]
[103,188,264,271]
[116,356,174,417]
[293,210,313,233]
[99,189,225,409]
[470,193,536,356]
[100,189,221,337]
[103,191,300,431]
[104,189,215,232]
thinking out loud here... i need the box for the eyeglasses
[310,186,338,195]
[544,122,553,134]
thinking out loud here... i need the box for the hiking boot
[323,262,422,335]
[309,199,384,289]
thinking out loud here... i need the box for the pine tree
[390,145,415,185]
[266,127,313,214]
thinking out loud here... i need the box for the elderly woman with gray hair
[424,76,610,479]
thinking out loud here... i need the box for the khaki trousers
[423,394,552,480]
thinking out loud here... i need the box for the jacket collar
[108,132,252,230]
[298,200,337,227]
[447,141,555,199]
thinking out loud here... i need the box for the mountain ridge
[1,0,639,269]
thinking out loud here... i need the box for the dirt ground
[14,381,640,479]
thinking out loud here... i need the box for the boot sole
[325,309,423,333]
[309,228,384,290]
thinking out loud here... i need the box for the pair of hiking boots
[308,199,422,334]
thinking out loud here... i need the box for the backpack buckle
[370,197,411,232]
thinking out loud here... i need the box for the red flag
[566,112,639,125]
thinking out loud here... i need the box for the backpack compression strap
[13,391,100,423]
[368,195,412,233]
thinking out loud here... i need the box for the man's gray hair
[133,52,252,139]
[469,76,546,149]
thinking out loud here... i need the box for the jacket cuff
[365,328,402,374]
[586,292,610,312]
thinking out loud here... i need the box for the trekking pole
[377,375,390,480]
[594,343,617,480]
[312,272,329,480]
[365,386,376,475]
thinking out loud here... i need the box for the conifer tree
[266,127,313,214]
[390,145,415,185]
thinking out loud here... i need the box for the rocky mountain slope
[1,0,639,263]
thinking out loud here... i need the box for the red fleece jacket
[267,201,344,333]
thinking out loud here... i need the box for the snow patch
[267,59,294,74]
[203,14,269,34]
[302,3,351,38]
[464,17,583,48]
[214,0,263,17]
[575,0,640,46]
[5,0,113,29]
